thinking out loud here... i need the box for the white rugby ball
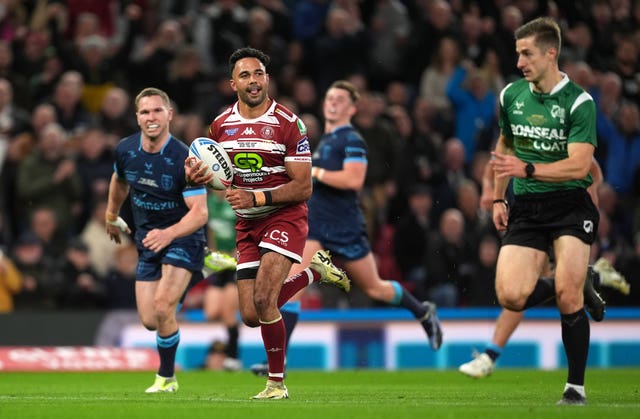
[188,137,233,190]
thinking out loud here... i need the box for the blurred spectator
[432,137,470,219]
[131,19,185,93]
[312,5,367,93]
[424,208,476,307]
[0,40,29,110]
[245,6,289,80]
[353,90,398,240]
[15,122,83,234]
[418,36,460,118]
[465,233,499,306]
[586,0,616,71]
[58,237,106,308]
[291,76,319,115]
[80,198,130,278]
[0,78,31,138]
[49,5,141,114]
[94,243,138,346]
[393,184,434,300]
[446,61,496,162]
[203,0,248,72]
[11,230,64,310]
[166,46,213,114]
[608,35,640,106]
[172,113,208,145]
[404,0,458,87]
[491,5,523,81]
[95,86,137,144]
[74,127,115,227]
[46,71,94,136]
[456,178,491,244]
[365,0,411,90]
[103,243,137,310]
[596,100,640,198]
[0,247,22,312]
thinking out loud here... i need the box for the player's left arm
[142,191,208,253]
[523,142,594,182]
[312,161,366,191]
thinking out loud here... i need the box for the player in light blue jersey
[105,87,208,393]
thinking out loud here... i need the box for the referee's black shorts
[502,188,599,251]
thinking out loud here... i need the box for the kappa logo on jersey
[241,127,257,136]
[583,220,594,234]
[296,136,310,154]
[225,128,239,136]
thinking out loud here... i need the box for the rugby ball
[188,137,233,190]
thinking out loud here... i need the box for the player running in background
[459,158,630,378]
[250,80,443,377]
[489,17,601,405]
[105,87,208,393]
[185,47,350,400]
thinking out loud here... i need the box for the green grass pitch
[1,369,638,419]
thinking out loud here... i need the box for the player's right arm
[105,172,131,243]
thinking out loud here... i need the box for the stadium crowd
[0,0,638,312]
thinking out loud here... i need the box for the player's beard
[240,86,267,108]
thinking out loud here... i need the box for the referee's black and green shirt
[498,74,597,195]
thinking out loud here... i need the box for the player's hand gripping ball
[188,137,233,190]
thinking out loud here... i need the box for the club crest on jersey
[161,174,173,190]
[260,126,274,139]
[225,128,239,136]
[297,136,310,154]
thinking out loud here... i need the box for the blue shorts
[136,237,206,281]
[308,218,370,261]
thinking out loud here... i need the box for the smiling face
[230,57,270,109]
[136,94,172,142]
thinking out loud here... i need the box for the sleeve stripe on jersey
[570,92,594,115]
[499,82,514,107]
[344,156,367,164]
[183,187,207,197]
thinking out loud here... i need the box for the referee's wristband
[492,199,509,210]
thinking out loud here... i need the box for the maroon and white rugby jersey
[208,99,312,219]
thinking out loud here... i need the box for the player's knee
[140,316,157,331]
[240,313,259,327]
[555,287,582,311]
[497,292,526,312]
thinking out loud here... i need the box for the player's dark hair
[329,80,360,104]
[515,17,561,58]
[228,47,270,77]
[135,87,171,110]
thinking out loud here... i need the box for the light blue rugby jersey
[308,124,368,226]
[113,133,207,242]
